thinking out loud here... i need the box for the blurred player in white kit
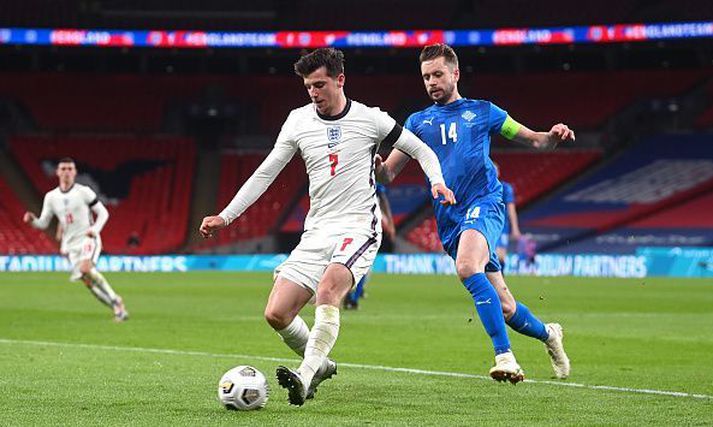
[23,157,128,322]
[200,48,455,406]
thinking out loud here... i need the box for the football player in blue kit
[377,44,572,382]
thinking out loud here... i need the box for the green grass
[1,272,712,425]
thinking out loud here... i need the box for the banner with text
[2,248,711,278]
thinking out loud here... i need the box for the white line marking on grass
[1,338,711,401]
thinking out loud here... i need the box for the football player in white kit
[23,157,128,322]
[200,48,455,406]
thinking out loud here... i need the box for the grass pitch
[1,272,712,425]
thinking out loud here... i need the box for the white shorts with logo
[65,236,102,281]
[275,227,381,294]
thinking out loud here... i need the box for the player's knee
[264,307,292,330]
[315,284,345,306]
[79,262,92,275]
[455,260,483,281]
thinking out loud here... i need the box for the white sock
[83,278,112,307]
[276,315,310,357]
[87,268,119,304]
[299,304,340,386]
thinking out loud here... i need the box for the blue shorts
[440,198,505,272]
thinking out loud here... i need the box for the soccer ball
[218,365,269,410]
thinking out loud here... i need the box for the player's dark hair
[294,48,345,78]
[419,43,459,69]
[57,157,75,165]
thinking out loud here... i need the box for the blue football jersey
[501,181,515,234]
[404,98,508,232]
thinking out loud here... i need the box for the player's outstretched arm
[507,202,522,240]
[375,150,410,185]
[502,116,575,150]
[391,128,456,205]
[199,141,296,238]
[25,195,52,229]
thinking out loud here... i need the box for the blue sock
[347,276,368,304]
[354,275,368,300]
[506,302,550,342]
[463,273,511,355]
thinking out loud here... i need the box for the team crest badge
[461,110,477,122]
[327,126,342,143]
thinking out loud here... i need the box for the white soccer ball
[218,365,269,411]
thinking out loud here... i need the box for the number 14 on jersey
[439,122,458,145]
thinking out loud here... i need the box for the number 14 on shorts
[466,206,481,221]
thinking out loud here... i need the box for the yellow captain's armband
[499,115,521,140]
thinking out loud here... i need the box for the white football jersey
[35,183,101,251]
[218,98,445,235]
[278,99,400,232]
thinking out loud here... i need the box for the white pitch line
[1,338,711,401]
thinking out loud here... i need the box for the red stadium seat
[8,135,195,254]
[0,177,57,254]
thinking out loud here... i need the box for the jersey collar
[59,183,75,193]
[317,98,351,121]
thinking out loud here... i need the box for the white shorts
[275,228,381,294]
[66,236,102,281]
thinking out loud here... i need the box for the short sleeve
[488,102,508,135]
[82,186,99,206]
[371,107,402,147]
[404,113,417,133]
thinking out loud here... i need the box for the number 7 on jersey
[329,153,339,176]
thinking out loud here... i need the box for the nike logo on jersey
[475,298,492,305]
[422,117,434,125]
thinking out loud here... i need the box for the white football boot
[306,359,337,399]
[489,351,525,384]
[544,323,570,379]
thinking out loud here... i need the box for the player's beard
[430,83,455,104]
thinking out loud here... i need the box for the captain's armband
[499,115,522,140]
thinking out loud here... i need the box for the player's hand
[86,230,96,238]
[544,123,575,149]
[374,154,390,184]
[431,183,456,205]
[22,212,36,224]
[199,215,227,238]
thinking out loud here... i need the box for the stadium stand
[1,69,708,136]
[0,176,57,254]
[198,153,306,247]
[8,135,195,254]
[522,134,713,253]
[0,73,303,134]
[694,79,713,128]
[462,70,709,130]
